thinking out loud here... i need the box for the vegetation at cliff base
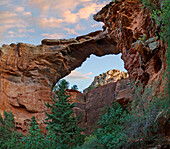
[0,111,22,148]
[0,80,84,149]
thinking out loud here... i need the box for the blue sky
[0,0,126,91]
[64,54,126,91]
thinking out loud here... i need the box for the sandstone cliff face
[93,0,166,87]
[84,69,128,93]
[85,78,129,133]
[0,0,167,134]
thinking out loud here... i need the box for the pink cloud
[41,33,65,39]
[40,17,64,28]
[63,11,78,23]
[18,29,34,33]
[8,31,15,34]
[64,28,78,35]
[75,24,86,30]
[23,12,32,16]
[91,22,104,28]
[78,3,105,20]
[65,70,93,80]
[15,7,24,12]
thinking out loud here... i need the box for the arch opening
[63,53,127,92]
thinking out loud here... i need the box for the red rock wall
[94,0,166,89]
[85,78,130,133]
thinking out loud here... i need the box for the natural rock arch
[0,30,120,114]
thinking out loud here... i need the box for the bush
[96,102,129,149]
[124,80,169,148]
[76,135,104,149]
[94,77,169,148]
[152,0,170,42]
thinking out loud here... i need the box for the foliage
[71,85,78,90]
[45,79,85,148]
[93,77,169,148]
[76,135,103,149]
[96,102,129,149]
[0,111,22,149]
[152,0,170,42]
[54,79,69,91]
[88,86,96,91]
[21,116,47,149]
[140,0,156,11]
[124,80,169,148]
[138,34,147,42]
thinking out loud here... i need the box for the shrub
[76,135,104,149]
[152,0,170,42]
[96,102,129,149]
[124,80,169,148]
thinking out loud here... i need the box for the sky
[0,0,126,91]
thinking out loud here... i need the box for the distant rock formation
[83,69,128,93]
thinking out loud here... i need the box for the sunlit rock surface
[83,69,128,93]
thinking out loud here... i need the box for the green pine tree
[45,79,84,149]
[0,111,22,149]
[21,116,46,149]
[71,85,78,90]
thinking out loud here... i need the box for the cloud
[15,7,24,12]
[1,0,109,45]
[65,71,93,80]
[41,33,65,39]
[91,22,104,28]
[7,29,34,38]
[63,11,78,23]
[8,31,15,34]
[0,10,31,38]
[0,11,17,20]
[23,12,32,16]
[78,3,105,20]
[28,0,82,13]
[28,0,106,26]
[75,24,86,31]
[40,17,64,28]
[0,0,11,6]
[18,29,34,33]
[64,28,78,35]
